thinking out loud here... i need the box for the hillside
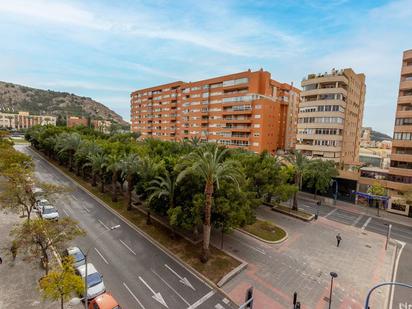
[370,130,392,141]
[0,81,128,126]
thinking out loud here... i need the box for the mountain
[0,81,128,126]
[370,130,392,141]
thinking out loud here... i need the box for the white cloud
[0,0,302,57]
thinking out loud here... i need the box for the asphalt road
[19,145,237,309]
[296,199,412,307]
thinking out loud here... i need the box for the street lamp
[328,272,338,309]
[84,224,120,309]
[330,180,338,203]
[364,282,412,308]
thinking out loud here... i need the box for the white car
[35,199,51,212]
[40,205,59,221]
[64,246,86,269]
[77,263,106,300]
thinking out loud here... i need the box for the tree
[83,152,106,188]
[57,132,82,171]
[367,182,386,196]
[286,151,309,210]
[11,217,85,275]
[39,256,84,309]
[181,143,242,263]
[0,167,64,221]
[104,153,122,202]
[148,171,180,235]
[303,159,339,199]
[121,153,140,210]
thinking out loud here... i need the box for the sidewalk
[0,211,82,309]
[298,192,412,227]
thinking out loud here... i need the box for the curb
[28,147,242,303]
[236,227,288,244]
[217,261,248,288]
[271,206,314,222]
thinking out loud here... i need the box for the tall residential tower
[389,49,412,189]
[296,68,366,168]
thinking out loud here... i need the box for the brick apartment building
[130,69,300,153]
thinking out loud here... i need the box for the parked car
[35,199,51,212]
[77,263,106,300]
[63,246,86,269]
[40,205,59,221]
[88,292,122,309]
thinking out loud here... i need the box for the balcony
[302,73,348,87]
[399,80,412,91]
[391,153,412,162]
[223,117,251,123]
[395,110,412,117]
[302,87,348,97]
[398,95,412,104]
[402,65,412,75]
[295,143,341,153]
[388,166,412,177]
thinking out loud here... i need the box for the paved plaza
[216,206,396,308]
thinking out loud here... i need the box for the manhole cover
[365,244,372,248]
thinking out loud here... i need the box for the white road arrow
[138,276,168,308]
[164,264,195,290]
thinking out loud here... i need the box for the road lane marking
[362,217,372,230]
[152,269,190,305]
[94,248,109,264]
[324,208,338,218]
[138,275,168,308]
[227,235,266,255]
[98,219,109,230]
[123,282,146,309]
[62,209,69,216]
[389,241,406,309]
[65,207,73,214]
[119,239,137,256]
[188,290,215,309]
[165,264,195,290]
[83,206,90,213]
[351,214,364,226]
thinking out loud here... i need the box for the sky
[0,0,411,135]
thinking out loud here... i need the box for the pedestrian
[0,256,2,264]
[10,241,18,261]
[336,233,342,247]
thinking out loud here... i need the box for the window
[303,84,317,91]
[394,132,412,140]
[254,124,260,128]
[252,142,259,146]
[395,118,412,125]
[222,78,249,87]
[255,105,262,109]
[202,92,209,98]
[254,115,261,119]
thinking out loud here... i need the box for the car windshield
[43,208,56,214]
[87,272,102,287]
[73,251,84,262]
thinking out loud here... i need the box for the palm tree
[147,171,179,236]
[286,151,308,211]
[104,153,122,202]
[181,143,242,263]
[58,133,82,171]
[148,171,177,211]
[83,152,106,188]
[120,153,140,210]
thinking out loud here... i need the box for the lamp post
[328,272,338,309]
[330,180,338,202]
[84,224,120,309]
[364,282,412,308]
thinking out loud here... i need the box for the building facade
[296,68,366,168]
[131,70,300,153]
[67,116,89,128]
[0,111,56,129]
[388,49,412,192]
